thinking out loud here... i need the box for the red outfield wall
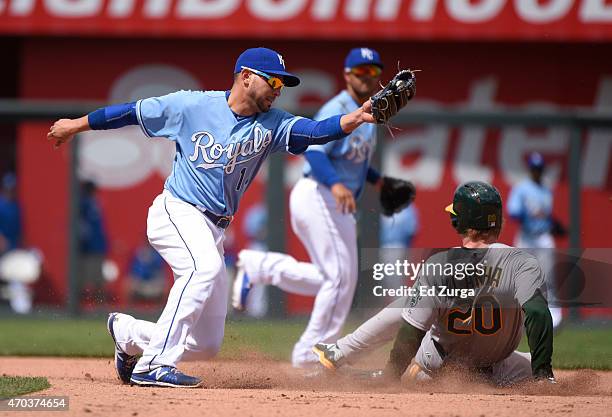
[18,38,612,308]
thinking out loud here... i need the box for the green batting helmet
[445,181,502,233]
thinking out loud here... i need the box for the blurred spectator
[243,203,268,251]
[0,173,21,254]
[507,152,565,329]
[128,237,166,303]
[222,227,238,313]
[223,227,238,270]
[378,204,419,294]
[0,172,37,314]
[380,204,419,249]
[78,180,109,302]
[241,203,268,318]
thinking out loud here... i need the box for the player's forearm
[522,291,554,379]
[48,114,91,148]
[287,108,370,153]
[385,320,425,379]
[88,102,138,130]
[63,115,91,136]
[288,116,347,153]
[340,108,366,133]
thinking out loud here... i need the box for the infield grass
[0,316,610,370]
[0,376,50,399]
[0,316,306,359]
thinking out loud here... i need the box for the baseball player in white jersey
[233,48,402,369]
[47,47,381,388]
[314,182,556,385]
[508,152,565,329]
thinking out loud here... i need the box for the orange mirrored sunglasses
[242,66,285,90]
[349,65,382,78]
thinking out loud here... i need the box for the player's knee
[192,257,224,281]
[238,249,265,260]
[184,341,222,360]
[325,268,357,292]
[324,264,348,282]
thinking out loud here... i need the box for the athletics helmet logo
[488,214,498,227]
[277,54,285,69]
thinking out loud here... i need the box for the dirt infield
[2,357,611,417]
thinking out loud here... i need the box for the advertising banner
[2,0,612,41]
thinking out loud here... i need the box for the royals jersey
[507,179,553,236]
[402,243,546,367]
[136,90,302,216]
[302,90,376,198]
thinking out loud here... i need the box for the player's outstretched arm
[48,102,139,149]
[47,115,90,149]
[287,101,376,154]
[340,99,376,133]
[522,290,555,381]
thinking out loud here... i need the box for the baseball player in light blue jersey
[378,205,419,293]
[47,47,380,388]
[507,152,566,329]
[235,48,408,369]
[380,205,419,248]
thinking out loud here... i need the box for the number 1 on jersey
[236,167,248,191]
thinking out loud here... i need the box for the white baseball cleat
[107,313,138,384]
[312,343,346,371]
[231,263,251,311]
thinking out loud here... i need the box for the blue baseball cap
[344,47,384,71]
[527,152,545,169]
[234,47,300,87]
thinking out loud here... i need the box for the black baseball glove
[550,217,567,237]
[380,176,416,216]
[370,69,417,124]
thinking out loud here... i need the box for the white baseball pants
[515,232,562,328]
[411,331,532,385]
[240,178,358,368]
[111,190,229,373]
